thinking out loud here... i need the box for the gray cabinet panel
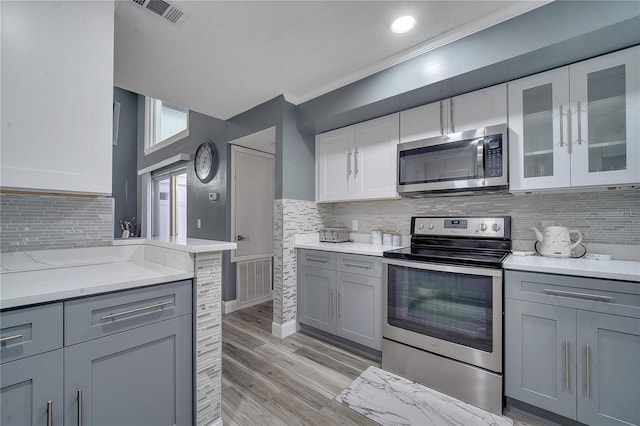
[1,349,63,426]
[505,299,577,419]
[297,265,336,333]
[64,280,192,345]
[337,272,382,350]
[1,303,63,364]
[64,315,192,426]
[577,311,640,426]
[337,253,382,278]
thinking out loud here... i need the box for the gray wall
[112,87,139,238]
[298,1,640,134]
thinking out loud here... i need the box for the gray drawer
[64,280,192,346]
[298,249,337,270]
[505,271,640,318]
[337,253,382,278]
[1,303,63,364]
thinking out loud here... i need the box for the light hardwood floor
[221,301,545,426]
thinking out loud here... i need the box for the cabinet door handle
[77,389,83,426]
[354,149,359,177]
[337,292,341,321]
[577,101,582,145]
[47,400,53,426]
[559,105,564,148]
[0,333,23,343]
[330,290,334,318]
[342,261,372,270]
[564,340,570,390]
[347,150,352,177]
[543,288,613,301]
[100,300,173,321]
[585,344,591,398]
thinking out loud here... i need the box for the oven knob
[492,223,501,232]
[478,223,487,231]
[418,223,424,230]
[428,223,434,230]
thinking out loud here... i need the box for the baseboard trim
[222,299,238,315]
[271,319,299,339]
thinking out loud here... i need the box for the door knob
[237,235,247,241]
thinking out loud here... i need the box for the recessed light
[391,15,416,34]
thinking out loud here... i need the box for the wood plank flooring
[221,301,545,426]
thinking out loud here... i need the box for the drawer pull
[543,289,613,301]
[100,300,173,321]
[306,256,329,264]
[0,333,23,343]
[342,261,372,270]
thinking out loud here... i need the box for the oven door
[382,258,503,373]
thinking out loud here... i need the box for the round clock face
[194,142,218,183]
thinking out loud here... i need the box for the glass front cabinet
[508,46,639,192]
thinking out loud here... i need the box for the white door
[353,113,399,200]
[569,46,640,187]
[231,146,274,262]
[399,100,445,142]
[508,67,571,192]
[451,84,507,133]
[316,126,355,202]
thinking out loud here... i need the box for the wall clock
[194,141,219,183]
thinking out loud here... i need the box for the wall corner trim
[271,319,299,339]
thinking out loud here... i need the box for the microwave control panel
[484,135,503,178]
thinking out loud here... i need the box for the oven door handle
[382,257,502,278]
[476,138,484,181]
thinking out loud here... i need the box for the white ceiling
[114,1,546,120]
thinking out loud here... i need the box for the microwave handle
[476,139,484,180]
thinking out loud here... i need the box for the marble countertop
[0,260,193,310]
[504,254,640,282]
[113,236,237,253]
[294,233,406,257]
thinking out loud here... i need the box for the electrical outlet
[197,219,201,229]
[352,219,359,231]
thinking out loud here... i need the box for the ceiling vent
[131,0,185,24]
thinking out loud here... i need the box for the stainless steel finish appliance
[382,216,511,415]
[397,124,508,195]
[319,227,350,243]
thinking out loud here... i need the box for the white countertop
[113,236,237,253]
[294,233,406,257]
[504,254,640,282]
[0,260,193,310]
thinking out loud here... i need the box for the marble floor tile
[336,366,513,426]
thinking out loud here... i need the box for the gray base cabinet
[0,280,193,426]
[505,271,640,426]
[297,249,382,350]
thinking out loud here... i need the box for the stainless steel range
[382,216,511,415]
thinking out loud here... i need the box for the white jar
[392,233,401,246]
[383,232,393,245]
[371,230,383,245]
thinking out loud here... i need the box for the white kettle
[533,225,582,258]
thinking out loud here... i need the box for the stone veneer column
[194,251,223,425]
[272,199,331,337]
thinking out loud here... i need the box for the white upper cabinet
[509,46,639,192]
[0,1,114,195]
[316,114,399,203]
[400,84,507,143]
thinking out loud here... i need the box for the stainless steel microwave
[397,124,508,195]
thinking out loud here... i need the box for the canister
[371,229,383,245]
[383,232,393,245]
[392,233,401,246]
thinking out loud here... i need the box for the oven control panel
[413,217,508,238]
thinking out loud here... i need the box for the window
[144,97,189,154]
[151,168,187,239]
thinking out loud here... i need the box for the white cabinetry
[316,113,399,203]
[400,84,507,143]
[0,1,114,195]
[509,46,639,192]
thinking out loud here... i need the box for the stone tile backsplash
[0,194,114,252]
[329,190,640,246]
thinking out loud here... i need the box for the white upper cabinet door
[569,46,640,187]
[353,113,400,200]
[451,84,507,133]
[0,1,114,195]
[399,100,446,143]
[508,68,571,192]
[316,126,356,202]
